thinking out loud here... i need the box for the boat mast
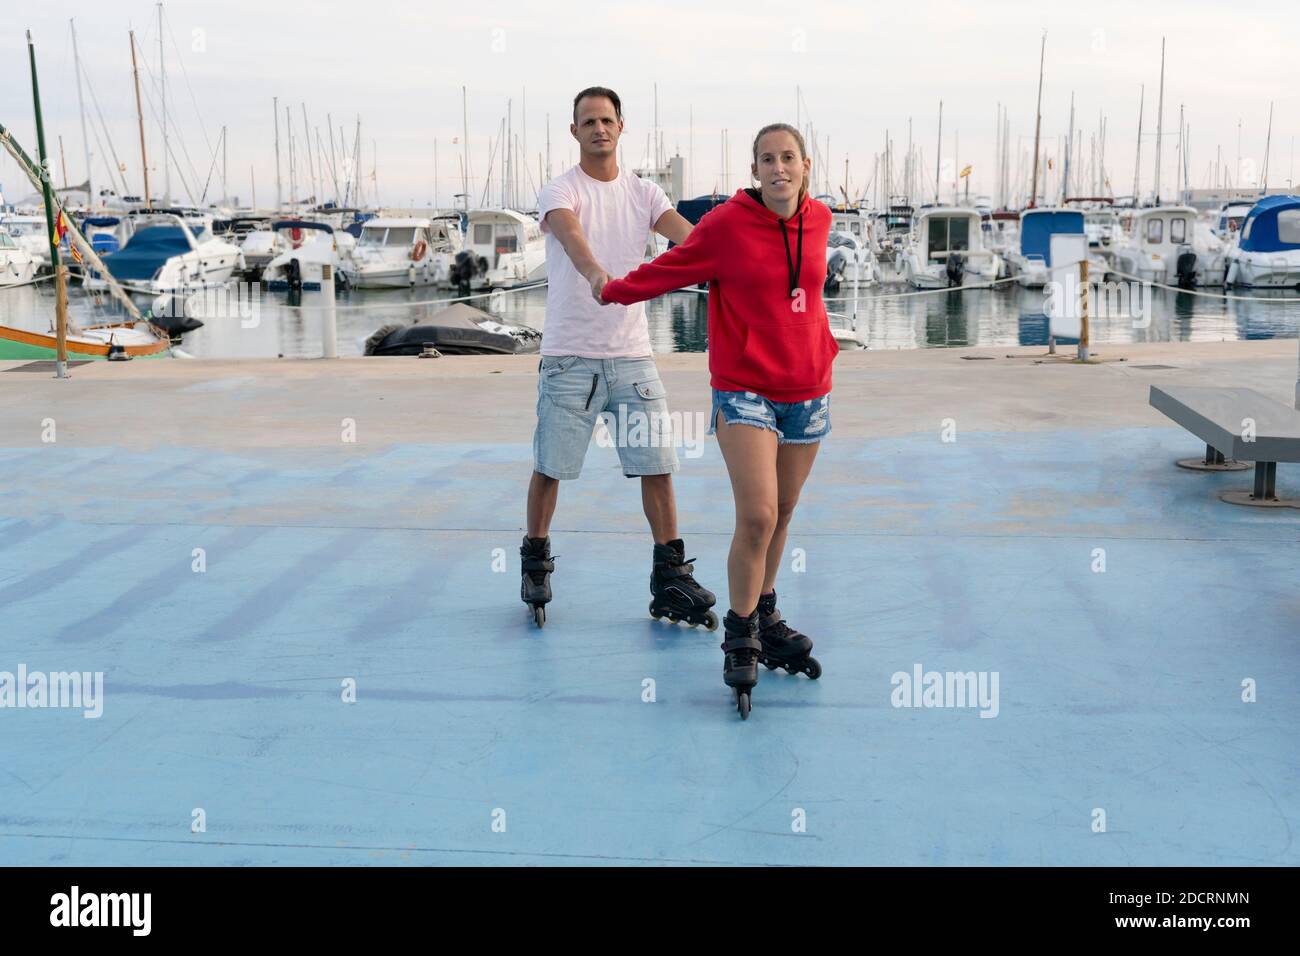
[327,111,340,204]
[462,87,469,214]
[1131,85,1144,204]
[1261,101,1274,195]
[1061,91,1074,203]
[26,31,69,377]
[286,105,295,206]
[273,96,281,211]
[1153,36,1165,204]
[1029,31,1045,208]
[70,19,93,210]
[302,103,318,205]
[934,100,942,203]
[158,2,169,204]
[129,30,151,209]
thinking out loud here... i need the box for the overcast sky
[2,0,1296,209]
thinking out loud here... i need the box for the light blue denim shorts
[534,355,679,480]
[708,389,831,444]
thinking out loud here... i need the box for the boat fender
[411,240,428,262]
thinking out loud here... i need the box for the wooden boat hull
[0,324,170,361]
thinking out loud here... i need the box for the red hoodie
[601,188,838,403]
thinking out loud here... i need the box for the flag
[56,211,82,264]
[959,165,972,178]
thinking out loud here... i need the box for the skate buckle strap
[721,635,762,653]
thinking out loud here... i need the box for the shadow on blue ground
[0,427,1296,865]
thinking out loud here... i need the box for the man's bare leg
[640,473,678,544]
[527,471,560,539]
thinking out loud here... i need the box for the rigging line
[134,54,200,204]
[79,53,132,195]
[161,6,216,160]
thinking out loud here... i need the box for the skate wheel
[736,690,751,720]
[804,657,822,680]
[763,660,778,670]
[703,611,719,631]
[533,605,545,628]
[648,601,661,620]
[687,621,698,629]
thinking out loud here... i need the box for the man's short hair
[572,87,622,123]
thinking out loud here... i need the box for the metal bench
[1149,385,1300,505]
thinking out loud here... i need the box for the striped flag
[56,211,83,264]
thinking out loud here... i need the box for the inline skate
[520,535,554,627]
[648,538,718,630]
[756,590,821,679]
[721,609,762,719]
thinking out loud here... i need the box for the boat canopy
[272,219,334,234]
[81,216,121,228]
[1238,195,1300,252]
[99,226,191,281]
[1019,209,1085,263]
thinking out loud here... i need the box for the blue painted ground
[0,427,1296,865]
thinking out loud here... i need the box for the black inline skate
[520,535,554,627]
[756,590,821,679]
[722,609,763,719]
[648,538,718,630]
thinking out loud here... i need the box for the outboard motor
[945,252,965,288]
[1175,248,1198,289]
[824,248,848,294]
[284,256,303,292]
[450,250,488,297]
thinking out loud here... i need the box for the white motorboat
[340,216,462,288]
[262,220,341,291]
[1224,195,1300,289]
[826,208,877,287]
[466,208,545,289]
[86,213,243,294]
[1113,205,1226,287]
[1005,208,1089,287]
[896,206,1001,288]
[1213,200,1256,243]
[0,214,50,269]
[0,228,37,285]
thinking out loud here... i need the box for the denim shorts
[708,389,831,444]
[534,355,679,479]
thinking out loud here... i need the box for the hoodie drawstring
[780,212,804,296]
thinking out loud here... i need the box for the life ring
[290,226,304,248]
[411,240,428,262]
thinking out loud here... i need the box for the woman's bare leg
[713,409,779,615]
[762,441,821,592]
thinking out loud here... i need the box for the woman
[600,123,838,719]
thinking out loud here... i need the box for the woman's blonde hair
[751,123,810,205]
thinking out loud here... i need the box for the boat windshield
[358,227,387,247]
[385,227,416,247]
[927,216,971,255]
[0,232,15,249]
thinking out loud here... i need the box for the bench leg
[1252,461,1278,500]
[1205,443,1226,465]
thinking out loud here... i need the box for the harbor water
[1,279,1297,358]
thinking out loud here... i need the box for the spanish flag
[56,211,83,264]
[959,165,972,178]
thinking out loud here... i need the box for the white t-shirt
[537,164,673,358]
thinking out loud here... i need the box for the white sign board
[1044,234,1089,339]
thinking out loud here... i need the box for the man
[519,86,717,631]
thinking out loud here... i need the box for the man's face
[571,96,622,158]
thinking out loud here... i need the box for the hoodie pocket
[737,319,835,393]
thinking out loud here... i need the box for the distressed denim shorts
[534,355,679,479]
[708,389,831,444]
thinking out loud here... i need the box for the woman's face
[752,131,809,206]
